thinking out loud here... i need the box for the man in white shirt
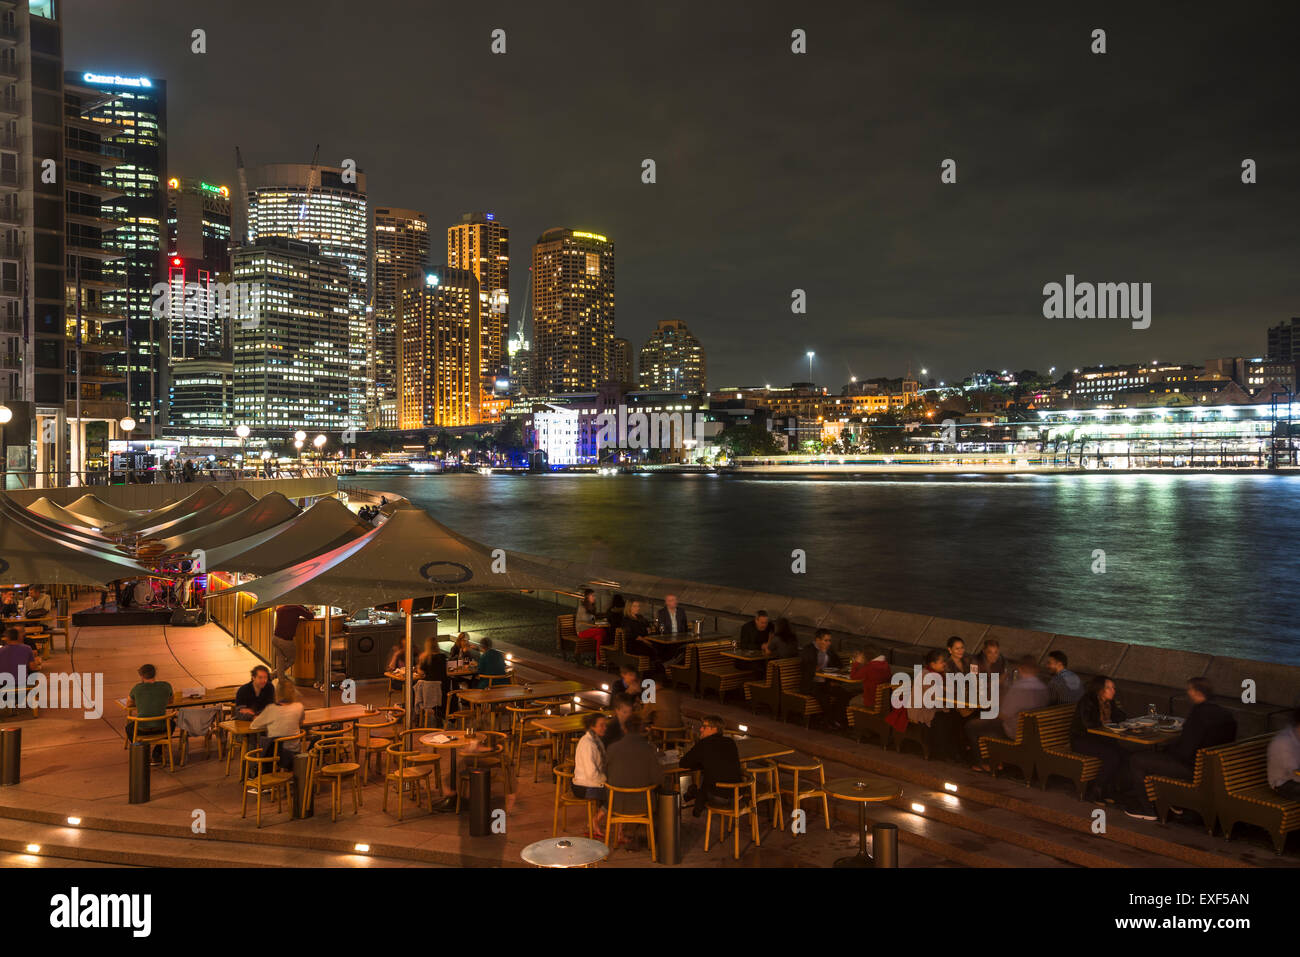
[572,712,609,837]
[21,585,52,633]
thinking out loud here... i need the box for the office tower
[373,207,429,429]
[507,327,533,396]
[240,161,368,425]
[63,73,132,476]
[638,319,706,392]
[2,4,70,483]
[397,268,480,428]
[1267,318,1300,364]
[168,357,232,431]
[447,211,508,398]
[611,337,632,385]
[532,228,614,393]
[165,176,231,360]
[231,238,349,429]
[78,69,168,435]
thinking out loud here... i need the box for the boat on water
[355,462,416,474]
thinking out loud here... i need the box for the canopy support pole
[403,611,413,731]
[323,610,331,708]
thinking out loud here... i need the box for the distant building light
[425,273,439,286]
[83,72,152,88]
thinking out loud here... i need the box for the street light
[294,430,306,443]
[313,434,326,449]
[806,351,815,381]
[235,424,250,470]
[119,416,136,434]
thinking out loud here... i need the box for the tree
[719,422,782,458]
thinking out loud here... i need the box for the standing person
[249,679,305,770]
[799,629,848,730]
[1070,675,1129,803]
[604,714,661,848]
[966,657,1049,772]
[1266,708,1300,801]
[270,604,315,680]
[656,594,688,636]
[234,665,276,720]
[572,712,609,838]
[1045,651,1084,705]
[473,637,507,688]
[127,663,174,764]
[738,610,774,651]
[679,715,745,816]
[1122,678,1237,820]
[575,589,608,655]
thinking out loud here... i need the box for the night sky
[63,0,1300,389]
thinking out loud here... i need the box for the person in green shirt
[127,663,173,763]
[473,637,507,689]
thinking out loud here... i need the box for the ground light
[944,782,958,793]
[66,817,81,826]
[25,843,40,854]
[911,802,927,814]
[353,844,370,854]
[738,724,748,733]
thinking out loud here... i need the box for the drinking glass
[1146,703,1157,720]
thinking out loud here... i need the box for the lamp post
[235,424,250,473]
[0,404,11,489]
[119,416,136,485]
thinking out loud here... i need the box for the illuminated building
[372,207,429,429]
[532,228,615,392]
[507,328,534,395]
[168,358,232,430]
[240,162,368,426]
[637,320,706,392]
[231,238,349,429]
[76,69,168,434]
[448,212,509,400]
[397,269,481,428]
[611,337,632,385]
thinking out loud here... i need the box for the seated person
[473,637,507,688]
[764,618,799,658]
[621,600,652,657]
[416,636,448,684]
[656,593,688,636]
[575,589,609,652]
[848,646,892,707]
[0,589,18,618]
[603,694,636,748]
[1122,678,1237,820]
[738,610,774,651]
[612,664,642,698]
[966,656,1049,772]
[448,632,479,665]
[973,639,1008,689]
[250,679,306,770]
[1070,675,1129,803]
[234,665,275,720]
[127,663,174,764]
[605,714,662,847]
[606,594,626,634]
[572,712,609,837]
[1267,708,1300,801]
[799,629,848,730]
[0,627,41,686]
[679,714,745,815]
[1045,650,1084,705]
[20,584,52,632]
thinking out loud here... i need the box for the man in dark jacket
[679,715,745,816]
[234,665,276,719]
[605,715,662,848]
[1122,677,1237,820]
[655,594,689,636]
[799,629,847,730]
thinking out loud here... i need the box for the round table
[520,837,610,868]
[825,776,901,867]
[419,730,482,805]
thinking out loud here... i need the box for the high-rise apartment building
[611,337,632,385]
[397,268,480,428]
[240,161,368,426]
[372,207,428,429]
[231,238,349,429]
[638,319,706,392]
[532,228,614,393]
[447,212,508,398]
[1267,318,1300,365]
[79,69,167,435]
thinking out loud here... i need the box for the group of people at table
[579,596,1300,824]
[0,585,54,691]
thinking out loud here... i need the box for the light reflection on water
[346,473,1299,665]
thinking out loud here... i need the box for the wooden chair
[47,598,71,653]
[556,614,596,662]
[847,683,896,746]
[704,779,760,860]
[240,749,295,828]
[649,723,690,750]
[398,728,444,794]
[665,643,700,694]
[309,735,362,822]
[356,714,399,784]
[219,719,260,776]
[505,703,544,760]
[382,744,434,821]
[1142,742,1220,832]
[444,690,474,731]
[552,765,599,838]
[1215,734,1300,853]
[976,709,1036,785]
[1034,705,1101,798]
[744,659,783,715]
[776,660,822,726]
[125,713,178,771]
[777,755,830,829]
[697,643,749,705]
[456,731,513,811]
[605,784,657,860]
[748,759,785,832]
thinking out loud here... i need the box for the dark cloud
[63,0,1299,387]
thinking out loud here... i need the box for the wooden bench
[1142,742,1222,833]
[847,682,895,746]
[976,707,1037,785]
[776,659,822,727]
[607,629,651,675]
[556,614,597,664]
[1214,734,1300,854]
[743,659,783,716]
[665,643,701,695]
[697,643,749,705]
[1034,703,1100,799]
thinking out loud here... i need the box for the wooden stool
[650,725,690,750]
[521,735,554,782]
[382,745,433,821]
[778,755,830,829]
[552,765,598,838]
[399,728,444,794]
[505,703,544,760]
[219,720,259,777]
[705,779,760,860]
[605,784,657,861]
[311,736,362,822]
[357,715,399,784]
[456,731,513,812]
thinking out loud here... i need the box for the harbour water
[346,472,1300,666]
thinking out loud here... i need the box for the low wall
[5,475,338,511]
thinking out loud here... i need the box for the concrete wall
[5,476,338,511]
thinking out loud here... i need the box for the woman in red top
[849,648,893,710]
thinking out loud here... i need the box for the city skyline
[60,0,1300,388]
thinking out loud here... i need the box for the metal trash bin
[0,726,20,786]
[872,822,899,867]
[128,742,150,804]
[292,752,314,819]
[655,787,680,864]
[468,768,491,836]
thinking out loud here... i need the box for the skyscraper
[165,177,232,362]
[397,268,480,428]
[373,207,429,429]
[611,337,632,385]
[231,238,349,429]
[240,161,368,426]
[447,212,508,398]
[638,319,706,392]
[79,69,168,435]
[532,228,614,393]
